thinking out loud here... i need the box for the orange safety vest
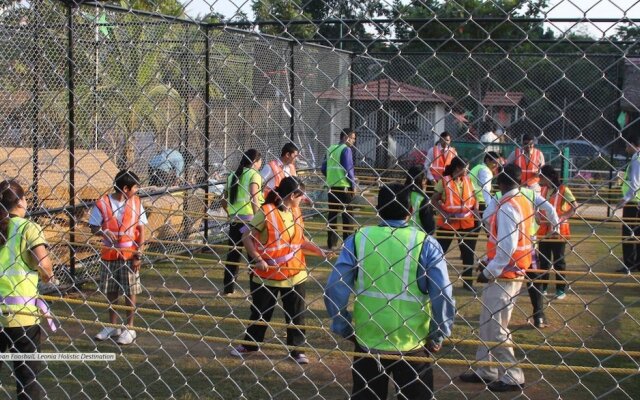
[487,193,535,279]
[263,160,297,197]
[514,148,543,186]
[429,145,457,182]
[96,194,141,261]
[253,203,306,281]
[437,175,476,231]
[537,185,571,239]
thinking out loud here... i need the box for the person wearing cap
[506,134,545,195]
[325,183,455,400]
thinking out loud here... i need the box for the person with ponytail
[221,149,264,296]
[0,180,53,400]
[404,166,436,235]
[537,165,577,300]
[431,156,479,291]
[230,177,329,364]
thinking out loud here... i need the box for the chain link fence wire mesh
[0,0,638,398]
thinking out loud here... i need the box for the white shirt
[622,152,640,204]
[260,159,295,190]
[480,131,501,153]
[423,145,454,181]
[89,195,148,227]
[475,165,493,205]
[482,188,559,279]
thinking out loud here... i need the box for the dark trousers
[351,343,433,400]
[0,325,43,400]
[327,187,355,248]
[224,221,246,294]
[538,241,568,292]
[436,227,478,289]
[244,277,306,357]
[527,251,546,320]
[622,204,640,271]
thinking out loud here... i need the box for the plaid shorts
[99,260,142,296]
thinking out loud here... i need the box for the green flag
[617,111,628,129]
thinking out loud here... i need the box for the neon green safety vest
[470,163,492,204]
[0,217,41,324]
[352,226,431,352]
[409,191,426,230]
[622,153,640,203]
[326,144,350,188]
[226,168,264,216]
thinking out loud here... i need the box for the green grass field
[3,213,638,400]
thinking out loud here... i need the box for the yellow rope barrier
[49,314,640,374]
[41,296,640,358]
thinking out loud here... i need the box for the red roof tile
[482,91,524,106]
[315,79,453,104]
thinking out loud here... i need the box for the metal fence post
[203,25,210,242]
[67,2,76,280]
[289,41,295,141]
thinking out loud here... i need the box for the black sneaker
[488,381,525,392]
[459,371,488,384]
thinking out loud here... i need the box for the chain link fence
[0,0,638,399]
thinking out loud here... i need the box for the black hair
[522,133,534,143]
[229,149,262,205]
[484,151,500,163]
[340,128,355,141]
[377,183,411,220]
[114,170,141,192]
[264,176,305,211]
[497,164,521,190]
[0,180,25,246]
[540,165,561,187]
[404,166,426,192]
[281,142,299,157]
[440,131,451,139]
[443,156,467,177]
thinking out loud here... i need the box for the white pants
[474,280,525,385]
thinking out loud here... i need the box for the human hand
[252,259,270,271]
[132,258,142,273]
[426,339,442,353]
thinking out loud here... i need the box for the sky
[182,0,640,38]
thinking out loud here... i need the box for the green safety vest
[622,154,640,203]
[352,226,431,352]
[409,191,426,230]
[0,217,41,324]
[226,168,264,216]
[470,163,492,204]
[326,144,350,188]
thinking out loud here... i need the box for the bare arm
[241,229,269,271]
[29,244,53,283]
[561,201,578,221]
[301,237,329,257]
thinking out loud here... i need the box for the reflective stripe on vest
[352,226,431,352]
[326,144,350,188]
[437,175,476,230]
[515,148,542,186]
[0,217,56,330]
[487,194,534,278]
[429,145,456,181]
[538,185,571,238]
[253,204,306,281]
[96,195,140,261]
[470,163,492,204]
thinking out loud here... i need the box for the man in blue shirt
[321,128,357,250]
[149,149,184,186]
[325,183,455,400]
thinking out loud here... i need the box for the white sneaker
[95,327,121,341]
[116,329,137,345]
